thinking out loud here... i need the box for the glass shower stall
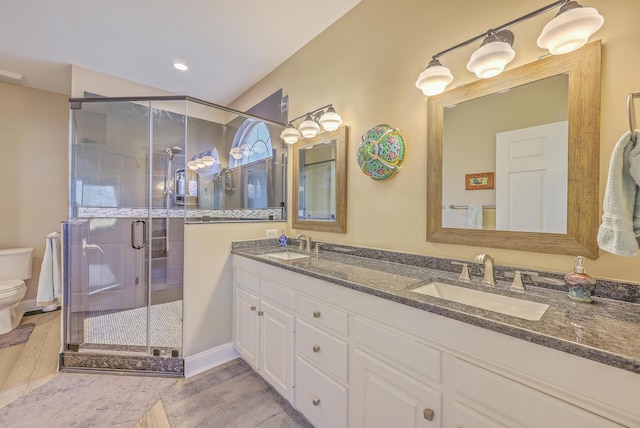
[65,97,188,361]
[63,96,286,374]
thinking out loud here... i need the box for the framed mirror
[292,126,347,233]
[427,41,601,258]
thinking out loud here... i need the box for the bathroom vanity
[232,242,640,427]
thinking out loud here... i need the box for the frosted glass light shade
[298,115,320,138]
[187,160,198,170]
[229,147,244,159]
[467,41,515,79]
[280,123,301,144]
[415,59,454,96]
[537,5,604,55]
[202,155,215,166]
[319,107,343,131]
[194,158,205,168]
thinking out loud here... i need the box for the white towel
[597,131,640,256]
[36,233,62,308]
[467,203,484,229]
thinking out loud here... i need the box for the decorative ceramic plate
[357,124,406,180]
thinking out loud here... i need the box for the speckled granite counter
[232,240,640,375]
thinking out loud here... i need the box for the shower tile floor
[84,300,182,349]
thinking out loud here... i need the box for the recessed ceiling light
[172,62,188,71]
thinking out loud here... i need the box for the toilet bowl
[0,248,33,335]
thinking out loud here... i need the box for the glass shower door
[67,100,153,353]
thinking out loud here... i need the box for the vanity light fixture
[466,30,516,79]
[189,150,218,170]
[280,104,343,144]
[415,0,603,96]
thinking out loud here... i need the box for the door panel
[496,121,568,233]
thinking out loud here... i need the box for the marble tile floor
[0,310,310,427]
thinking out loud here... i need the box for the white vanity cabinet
[294,294,349,428]
[350,316,442,427]
[232,256,640,427]
[232,268,294,403]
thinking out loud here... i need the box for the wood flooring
[0,310,172,426]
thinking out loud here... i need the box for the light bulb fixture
[280,123,302,144]
[319,106,343,131]
[194,157,205,168]
[187,160,198,170]
[172,62,189,71]
[537,1,604,55]
[230,147,245,159]
[298,114,321,138]
[467,30,515,79]
[202,155,215,166]
[415,59,454,96]
[280,104,343,144]
[415,0,603,96]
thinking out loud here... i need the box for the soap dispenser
[188,175,198,196]
[564,256,596,303]
[278,229,287,247]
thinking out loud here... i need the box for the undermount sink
[412,281,549,321]
[263,252,310,261]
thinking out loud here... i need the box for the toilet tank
[0,248,34,281]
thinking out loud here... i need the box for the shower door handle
[131,219,147,249]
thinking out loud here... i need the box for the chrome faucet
[295,234,312,252]
[475,253,495,286]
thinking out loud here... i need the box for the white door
[260,299,295,403]
[350,348,441,428]
[496,121,568,233]
[234,287,259,369]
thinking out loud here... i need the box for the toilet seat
[0,280,26,293]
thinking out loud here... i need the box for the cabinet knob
[313,345,321,353]
[258,311,264,316]
[423,408,435,421]
[250,306,256,311]
[312,397,320,406]
[313,311,321,318]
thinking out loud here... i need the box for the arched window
[228,119,273,168]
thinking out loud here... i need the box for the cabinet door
[260,299,295,403]
[234,287,259,369]
[350,348,441,428]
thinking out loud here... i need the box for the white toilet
[0,247,33,335]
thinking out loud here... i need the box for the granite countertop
[232,241,640,375]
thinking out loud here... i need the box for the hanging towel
[597,131,640,256]
[36,233,62,310]
[467,203,484,229]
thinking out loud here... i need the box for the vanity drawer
[295,355,347,428]
[261,279,294,310]
[296,294,348,336]
[234,268,260,294]
[351,315,441,384]
[296,318,348,382]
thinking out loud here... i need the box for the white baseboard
[184,342,240,378]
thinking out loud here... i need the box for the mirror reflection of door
[442,73,568,232]
[496,121,568,233]
[298,141,337,221]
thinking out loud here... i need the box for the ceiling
[0,0,361,105]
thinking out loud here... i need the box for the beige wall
[0,82,69,301]
[231,0,640,283]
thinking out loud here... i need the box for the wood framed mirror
[292,126,347,233]
[427,41,601,258]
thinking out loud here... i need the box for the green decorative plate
[357,124,406,180]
